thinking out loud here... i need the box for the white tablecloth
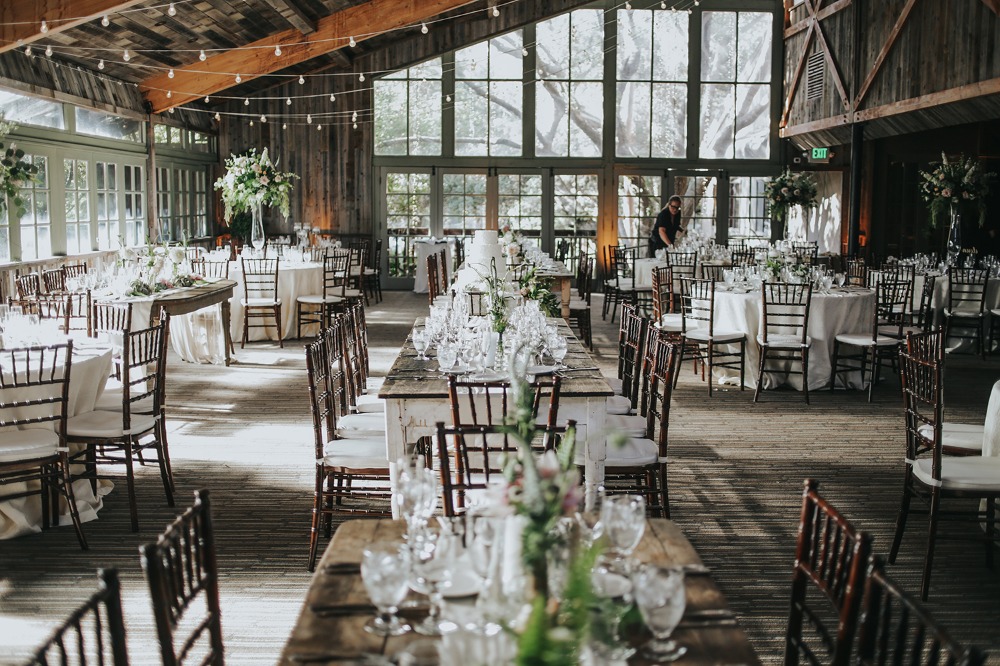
[712,287,876,391]
[119,290,229,365]
[0,342,113,539]
[414,241,452,294]
[230,260,324,342]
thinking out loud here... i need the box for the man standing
[649,195,684,258]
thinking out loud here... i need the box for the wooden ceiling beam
[0,0,146,55]
[270,0,317,35]
[982,0,1000,15]
[141,0,478,113]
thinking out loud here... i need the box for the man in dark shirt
[648,196,684,257]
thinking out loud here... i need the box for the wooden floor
[0,290,998,664]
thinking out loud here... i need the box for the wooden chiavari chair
[676,277,746,396]
[755,282,814,404]
[567,255,594,348]
[296,252,348,338]
[42,267,66,293]
[239,257,283,348]
[943,267,989,358]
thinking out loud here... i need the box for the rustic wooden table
[278,518,761,665]
[150,279,237,366]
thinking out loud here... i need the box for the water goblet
[589,558,636,662]
[834,272,846,288]
[548,335,568,369]
[412,327,430,361]
[632,565,688,661]
[600,494,646,566]
[437,341,457,373]
[361,543,412,637]
[410,528,456,636]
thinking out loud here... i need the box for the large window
[616,9,689,158]
[0,91,64,129]
[75,108,143,143]
[498,174,543,238]
[455,32,524,156]
[122,165,146,247]
[699,11,772,159]
[535,10,604,157]
[157,164,209,241]
[385,172,432,277]
[673,174,718,239]
[63,158,90,254]
[729,176,769,240]
[374,59,443,156]
[17,155,51,261]
[618,175,662,247]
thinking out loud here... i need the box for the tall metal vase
[250,200,265,254]
[947,204,962,266]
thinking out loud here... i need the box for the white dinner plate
[441,568,482,598]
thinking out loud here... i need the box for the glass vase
[250,200,265,255]
[946,204,962,267]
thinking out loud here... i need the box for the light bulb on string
[101,15,110,27]
[492,6,499,16]
[359,72,365,82]
[244,98,250,106]
[235,73,242,83]
[40,21,48,33]
[168,108,174,114]
[249,120,253,126]
[166,90,172,98]
[521,47,528,57]
[260,115,266,123]
[45,45,53,57]
[204,96,210,103]
[167,3,176,16]
[306,114,312,124]
[317,124,322,131]
[286,98,292,106]
[275,45,282,56]
[352,111,358,122]
[660,1,666,7]
[353,122,358,129]
[349,36,356,48]
[282,123,287,130]
[122,49,130,61]
[199,49,206,61]
[421,22,428,34]
[298,75,305,84]
[97,59,104,69]
[445,94,451,102]
[329,93,336,102]
[214,112,221,121]
[168,68,174,78]
[625,0,632,8]
[25,45,32,56]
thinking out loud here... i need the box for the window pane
[455,82,488,156]
[409,80,442,155]
[537,14,569,75]
[374,80,407,155]
[455,42,488,79]
[616,82,651,158]
[652,11,688,80]
[734,84,770,159]
[490,81,522,156]
[75,108,143,142]
[729,176,770,239]
[489,33,523,79]
[651,83,687,158]
[699,84,735,159]
[701,12,736,82]
[0,91,64,129]
[571,10,604,79]
[617,10,652,81]
[618,175,662,243]
[737,12,772,82]
[535,82,569,157]
[569,82,603,157]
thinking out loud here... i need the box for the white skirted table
[413,240,452,294]
[229,259,324,344]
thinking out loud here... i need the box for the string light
[353,122,358,129]
[204,95,210,103]
[244,97,250,105]
[306,114,312,124]
[97,59,104,69]
[199,49,206,61]
[625,0,632,9]
[40,20,48,33]
[214,112,221,121]
[352,110,358,122]
[168,108,174,114]
[421,22,428,34]
[359,72,365,82]
[260,114,266,122]
[286,98,292,105]
[521,47,528,57]
[101,15,110,27]
[235,73,242,83]
[25,45,32,56]
[274,45,282,56]
[166,90,172,98]
[249,120,253,126]
[282,123,287,129]
[298,75,305,84]
[168,68,175,78]
[492,6,500,17]
[329,93,336,102]
[122,49,130,61]
[45,45,53,57]
[348,36,356,48]
[660,1,666,7]
[445,94,451,102]
[317,124,322,131]
[167,3,176,16]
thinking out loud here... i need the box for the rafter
[982,0,1000,15]
[270,0,316,35]
[141,0,478,113]
[853,0,918,110]
[0,0,146,55]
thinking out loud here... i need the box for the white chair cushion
[757,333,812,348]
[917,422,984,453]
[296,294,344,305]
[242,297,282,307]
[913,456,1000,491]
[322,437,389,469]
[835,333,901,347]
[67,410,157,438]
[568,300,590,310]
[606,394,633,415]
[686,328,744,343]
[879,325,920,339]
[0,429,60,463]
[337,412,386,437]
[342,289,363,298]
[944,307,982,318]
[354,394,385,413]
[94,387,155,414]
[606,378,624,394]
[607,413,647,437]
[575,436,658,466]
[365,377,386,393]
[658,313,684,332]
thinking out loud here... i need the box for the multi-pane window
[729,176,770,240]
[75,108,143,143]
[64,158,91,254]
[17,155,51,260]
[553,173,599,243]
[0,90,64,129]
[375,59,443,156]
[385,172,432,277]
[616,9,689,158]
[498,174,543,239]
[122,165,145,246]
[95,161,119,249]
[618,175,662,247]
[442,173,487,235]
[455,32,524,157]
[700,11,772,159]
[159,166,209,241]
[673,175,718,239]
[156,166,171,242]
[535,10,604,158]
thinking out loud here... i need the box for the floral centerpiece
[501,224,525,263]
[0,116,39,217]
[481,257,510,336]
[214,148,297,221]
[515,266,561,318]
[918,152,994,228]
[764,169,818,223]
[120,244,206,296]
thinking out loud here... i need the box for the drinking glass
[834,272,846,288]
[361,543,412,636]
[437,342,457,373]
[395,462,438,537]
[600,494,646,564]
[410,528,455,636]
[590,559,636,661]
[412,327,430,361]
[632,565,688,661]
[549,335,568,369]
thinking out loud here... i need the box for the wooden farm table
[378,320,613,518]
[149,279,236,366]
[278,519,761,665]
[533,261,574,318]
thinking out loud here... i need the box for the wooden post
[848,122,864,257]
[146,115,158,244]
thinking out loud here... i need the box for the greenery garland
[0,116,40,217]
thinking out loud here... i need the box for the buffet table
[279,518,761,665]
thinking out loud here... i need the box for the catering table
[379,322,612,517]
[229,259,324,344]
[713,285,876,391]
[278,518,761,665]
[0,341,114,539]
[414,240,452,294]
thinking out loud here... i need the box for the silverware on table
[309,602,377,616]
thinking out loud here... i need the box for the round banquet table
[229,259,324,342]
[0,340,114,540]
[711,286,876,391]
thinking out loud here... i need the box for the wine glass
[437,341,457,373]
[590,558,636,662]
[632,565,688,661]
[410,528,455,636]
[600,494,646,566]
[361,543,412,637]
[834,272,846,288]
[412,327,430,361]
[395,462,438,537]
[548,335,568,370]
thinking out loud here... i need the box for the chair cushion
[575,436,658,466]
[354,394,385,413]
[913,456,1000,491]
[606,378,624,394]
[835,333,901,347]
[94,387,155,414]
[658,314,683,332]
[606,394,633,415]
[242,297,282,307]
[342,289,363,299]
[365,377,386,394]
[322,437,390,469]
[917,422,984,453]
[0,429,60,463]
[607,413,648,437]
[66,410,157,438]
[944,307,983,318]
[568,300,590,310]
[686,328,744,343]
[337,412,386,437]
[296,294,344,305]
[757,333,812,348]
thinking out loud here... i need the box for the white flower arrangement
[214,148,298,222]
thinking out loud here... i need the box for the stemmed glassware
[361,543,412,637]
[600,494,646,567]
[590,558,636,661]
[632,565,688,661]
[437,341,457,373]
[410,528,456,636]
[395,459,438,538]
[412,327,430,361]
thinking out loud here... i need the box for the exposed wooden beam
[852,76,1000,122]
[780,21,815,128]
[784,0,853,38]
[982,0,1000,16]
[780,114,851,138]
[853,0,918,110]
[0,0,146,55]
[141,0,478,112]
[270,0,317,35]
[808,1,852,110]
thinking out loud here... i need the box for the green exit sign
[811,147,829,160]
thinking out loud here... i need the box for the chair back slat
[92,302,133,339]
[899,350,943,476]
[0,343,72,431]
[619,304,648,406]
[646,335,681,452]
[651,265,674,320]
[240,258,279,300]
[679,278,717,336]
[666,251,698,283]
[761,282,813,344]
[192,258,230,280]
[42,268,66,294]
[946,267,989,315]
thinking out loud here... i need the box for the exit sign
[811,147,829,160]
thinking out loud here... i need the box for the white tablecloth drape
[712,287,876,391]
[414,241,452,294]
[230,260,324,342]
[119,294,228,365]
[0,342,113,539]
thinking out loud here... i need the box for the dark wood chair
[34,293,73,332]
[192,257,231,279]
[567,255,594,348]
[755,282,814,404]
[0,342,87,549]
[665,250,698,285]
[363,237,383,303]
[791,241,819,265]
[15,272,42,300]
[321,318,385,440]
[140,489,224,666]
[67,320,174,532]
[651,265,682,333]
[855,557,985,666]
[784,478,872,666]
[701,263,727,282]
[92,301,134,339]
[943,267,989,359]
[28,569,128,665]
[888,349,1000,599]
[731,247,756,267]
[296,252,348,339]
[677,277,746,395]
[846,259,868,287]
[240,257,282,348]
[63,263,89,279]
[906,328,945,364]
[426,251,440,306]
[616,303,649,412]
[42,267,66,293]
[305,338,390,570]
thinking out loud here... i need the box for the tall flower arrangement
[214,148,298,222]
[763,169,818,222]
[918,152,994,227]
[0,117,39,217]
